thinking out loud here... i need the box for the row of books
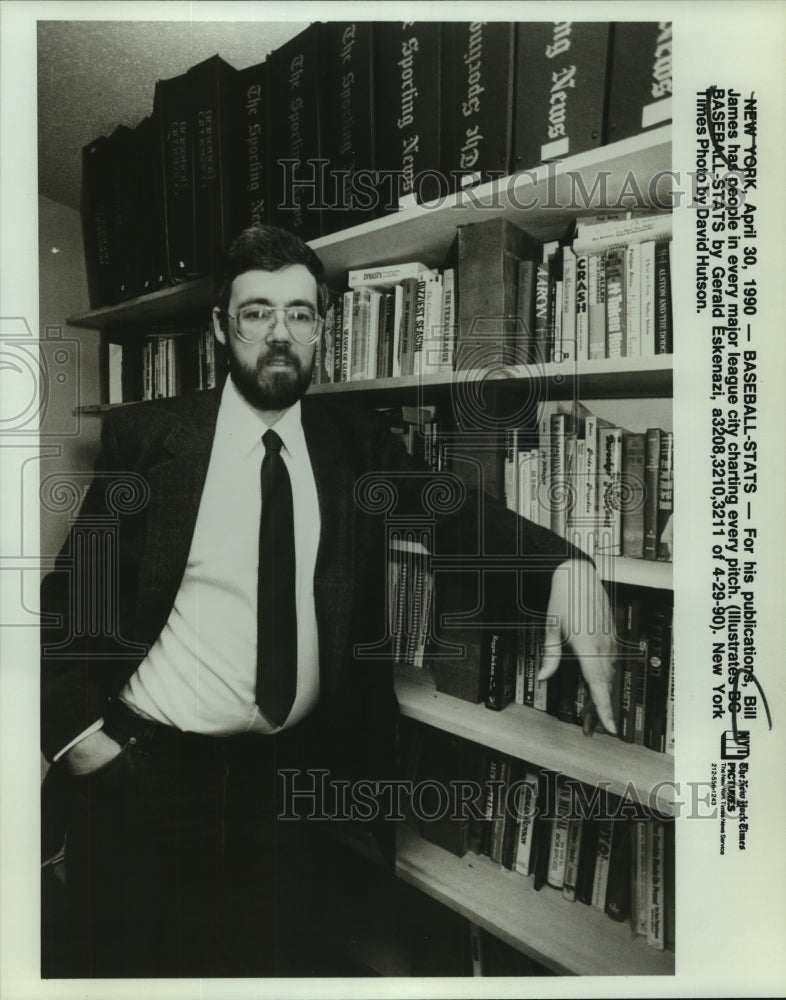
[506,401,674,562]
[106,326,219,404]
[543,213,673,364]
[82,21,673,308]
[311,261,457,384]
[391,538,674,754]
[401,721,675,950]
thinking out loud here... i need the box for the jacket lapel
[301,400,356,701]
[135,391,221,643]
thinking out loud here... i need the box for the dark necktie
[257,429,297,726]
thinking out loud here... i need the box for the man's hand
[62,729,124,776]
[538,558,618,736]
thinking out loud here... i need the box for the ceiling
[37,19,309,211]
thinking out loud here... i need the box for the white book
[625,242,642,357]
[575,253,589,361]
[591,821,613,911]
[366,289,382,380]
[560,247,576,362]
[421,273,443,375]
[646,821,666,950]
[391,284,404,378]
[347,260,432,288]
[341,290,354,383]
[640,240,657,356]
[562,818,584,902]
[514,769,539,876]
[572,213,673,254]
[597,426,623,556]
[439,267,457,372]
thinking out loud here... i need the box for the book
[604,248,626,359]
[606,22,673,142]
[655,241,673,353]
[591,820,614,911]
[106,125,138,302]
[513,767,540,876]
[513,22,611,169]
[267,23,326,241]
[645,601,673,753]
[187,54,238,276]
[657,431,674,560]
[424,569,485,703]
[488,755,513,865]
[574,253,589,361]
[576,817,599,905]
[597,425,623,555]
[321,21,376,233]
[562,817,584,902]
[643,427,662,560]
[348,260,432,289]
[625,241,642,356]
[621,432,646,558]
[153,66,197,280]
[454,216,542,371]
[605,819,632,922]
[646,820,666,949]
[546,777,572,889]
[441,22,515,194]
[560,246,576,362]
[231,61,269,233]
[587,252,606,360]
[374,22,442,209]
[572,212,673,254]
[483,628,515,712]
[418,729,472,857]
[640,240,657,356]
[631,820,649,936]
[81,133,117,308]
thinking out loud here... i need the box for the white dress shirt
[118,379,321,734]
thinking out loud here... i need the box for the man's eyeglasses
[224,306,323,345]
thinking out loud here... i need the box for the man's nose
[267,310,292,341]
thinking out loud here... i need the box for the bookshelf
[67,126,674,976]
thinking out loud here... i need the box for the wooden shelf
[309,354,673,402]
[313,127,672,285]
[396,825,673,976]
[598,555,673,590]
[394,671,675,816]
[68,276,214,331]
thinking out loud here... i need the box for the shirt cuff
[52,718,105,762]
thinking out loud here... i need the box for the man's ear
[212,307,227,347]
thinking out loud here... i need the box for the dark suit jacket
[40,388,577,788]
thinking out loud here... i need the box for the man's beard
[226,341,313,412]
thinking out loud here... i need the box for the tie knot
[262,429,283,455]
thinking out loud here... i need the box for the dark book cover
[231,61,270,234]
[606,22,672,143]
[154,67,197,280]
[501,758,528,871]
[644,601,673,752]
[455,216,542,371]
[655,241,673,353]
[531,770,554,891]
[425,569,485,703]
[513,22,611,171]
[618,594,642,743]
[441,22,515,195]
[533,260,552,364]
[621,432,647,558]
[133,115,168,296]
[576,817,600,904]
[187,55,238,275]
[604,818,632,922]
[488,755,513,864]
[657,430,674,560]
[106,125,138,302]
[515,259,537,366]
[468,745,492,854]
[419,729,473,857]
[633,637,649,746]
[321,21,376,233]
[81,134,117,308]
[373,22,442,210]
[267,23,327,242]
[643,427,662,560]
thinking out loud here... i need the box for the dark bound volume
[419,729,474,857]
[373,22,442,211]
[513,22,611,171]
[606,22,672,143]
[81,134,116,308]
[425,570,484,703]
[321,21,376,233]
[644,601,673,752]
[231,62,270,234]
[107,125,138,302]
[441,22,515,195]
[188,55,238,276]
[133,115,168,296]
[604,818,632,922]
[455,216,542,371]
[154,67,197,280]
[268,23,327,242]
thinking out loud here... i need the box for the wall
[38,194,102,562]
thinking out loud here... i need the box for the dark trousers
[61,700,338,978]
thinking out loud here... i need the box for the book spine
[232,62,269,234]
[632,820,649,936]
[503,428,520,514]
[625,242,641,356]
[604,248,626,359]
[621,432,646,558]
[606,22,673,143]
[439,268,457,372]
[549,412,567,537]
[591,821,614,911]
[657,431,674,560]
[665,630,675,756]
[350,287,370,381]
[533,260,551,364]
[574,253,589,361]
[562,818,584,901]
[645,602,673,752]
[514,769,539,876]
[655,241,673,353]
[513,22,610,168]
[399,277,418,376]
[412,277,427,376]
[644,428,663,560]
[348,261,431,288]
[646,821,666,950]
[640,240,657,356]
[341,290,353,382]
[441,22,514,194]
[587,251,606,360]
[605,820,632,922]
[547,778,572,889]
[633,638,649,746]
[155,72,197,279]
[597,427,623,556]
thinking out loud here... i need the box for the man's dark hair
[214,225,330,324]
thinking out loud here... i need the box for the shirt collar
[218,377,305,460]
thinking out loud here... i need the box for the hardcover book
[441,22,515,194]
[231,61,270,233]
[513,22,611,170]
[606,22,673,142]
